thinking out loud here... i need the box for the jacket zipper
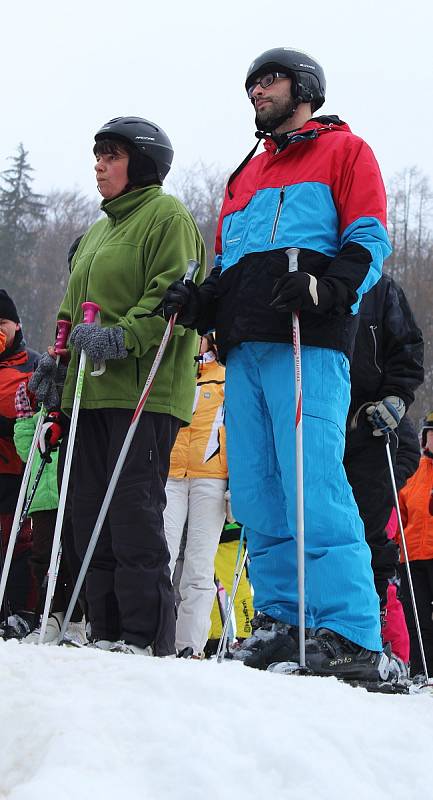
[270,186,286,244]
[369,325,382,373]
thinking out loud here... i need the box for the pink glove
[14,382,33,419]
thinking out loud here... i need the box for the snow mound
[0,638,432,799]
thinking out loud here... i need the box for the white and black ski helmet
[245,48,326,112]
[94,116,174,184]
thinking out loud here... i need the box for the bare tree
[386,167,433,427]
[28,190,100,350]
[171,162,228,271]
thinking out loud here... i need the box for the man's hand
[69,324,127,361]
[161,280,201,326]
[366,396,405,436]
[38,411,63,456]
[28,352,67,410]
[270,272,334,314]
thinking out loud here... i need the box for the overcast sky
[1,0,432,202]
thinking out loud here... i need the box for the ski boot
[177,647,205,659]
[233,612,299,670]
[1,611,38,640]
[304,628,390,682]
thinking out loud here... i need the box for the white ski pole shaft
[59,260,201,643]
[0,319,71,614]
[286,247,306,668]
[39,304,99,644]
[385,434,429,679]
[216,546,248,663]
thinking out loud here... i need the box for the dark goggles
[247,72,289,99]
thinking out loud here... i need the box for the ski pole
[0,521,13,628]
[385,433,429,680]
[59,260,201,644]
[0,319,71,616]
[286,247,306,669]
[39,303,100,644]
[18,453,51,531]
[216,530,248,663]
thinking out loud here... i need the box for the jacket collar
[263,115,350,154]
[101,186,162,222]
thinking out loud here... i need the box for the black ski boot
[233,612,299,670]
[304,628,390,681]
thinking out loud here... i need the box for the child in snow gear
[31,117,206,656]
[206,519,253,656]
[397,414,433,678]
[13,383,87,646]
[163,47,392,682]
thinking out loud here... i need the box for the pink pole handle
[81,301,101,325]
[54,320,72,354]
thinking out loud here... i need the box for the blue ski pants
[224,342,382,652]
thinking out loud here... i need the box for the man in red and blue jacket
[163,48,392,681]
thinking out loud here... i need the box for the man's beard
[255,95,298,133]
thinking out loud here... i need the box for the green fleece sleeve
[117,213,206,358]
[13,414,37,462]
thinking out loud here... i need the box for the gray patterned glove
[28,353,67,410]
[69,324,128,362]
[366,396,405,437]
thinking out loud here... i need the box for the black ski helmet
[94,116,174,185]
[245,47,326,112]
[421,412,433,448]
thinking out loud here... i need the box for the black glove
[28,352,67,410]
[161,280,201,327]
[69,324,128,361]
[270,272,334,314]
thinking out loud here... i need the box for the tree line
[0,146,431,426]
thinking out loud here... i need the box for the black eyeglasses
[247,72,289,99]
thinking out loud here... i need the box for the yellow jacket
[169,357,227,479]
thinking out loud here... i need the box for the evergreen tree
[0,143,46,334]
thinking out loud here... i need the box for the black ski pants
[72,408,180,655]
[399,560,433,677]
[344,419,399,607]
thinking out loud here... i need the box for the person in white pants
[164,335,228,657]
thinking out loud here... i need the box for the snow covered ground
[1,639,433,800]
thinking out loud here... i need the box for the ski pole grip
[54,320,72,354]
[183,259,201,284]
[286,247,300,274]
[81,301,101,325]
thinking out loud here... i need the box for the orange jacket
[0,343,38,477]
[398,456,433,562]
[169,358,227,479]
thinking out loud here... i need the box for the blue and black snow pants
[224,342,382,652]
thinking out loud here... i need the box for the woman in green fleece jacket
[30,117,206,656]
